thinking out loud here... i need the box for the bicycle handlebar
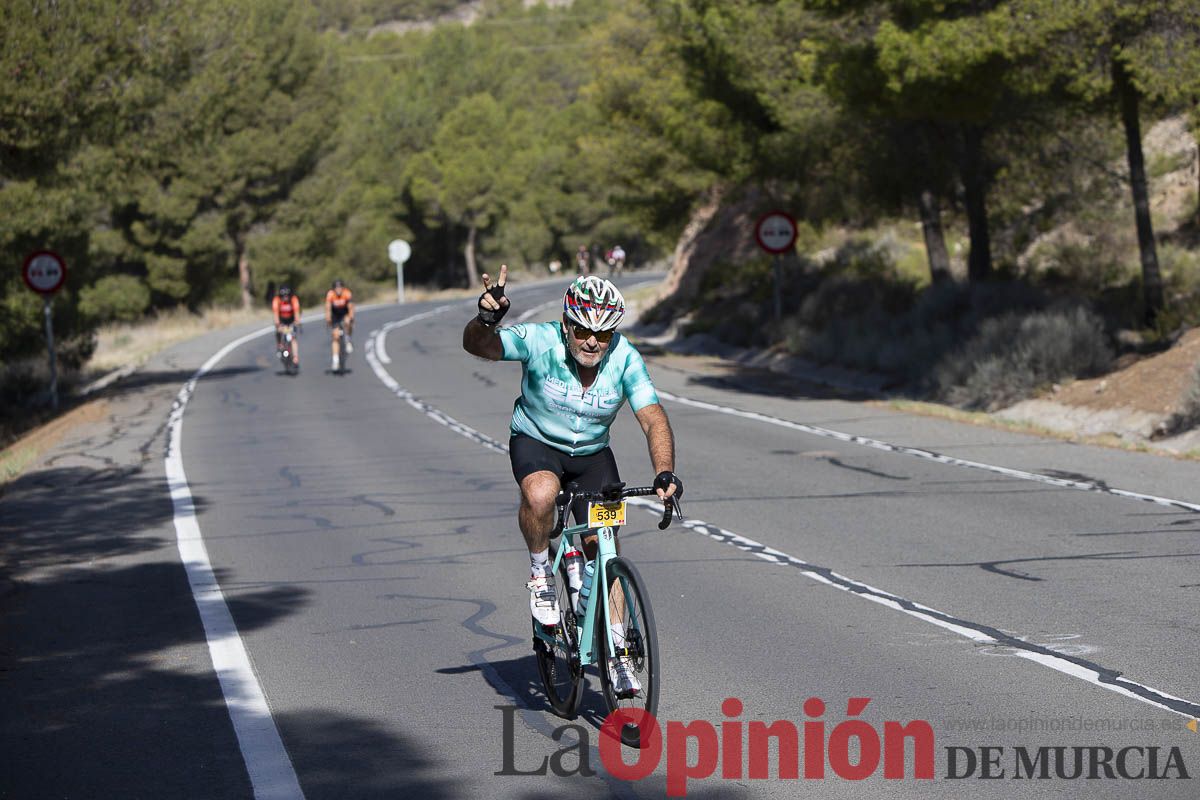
[553,482,683,534]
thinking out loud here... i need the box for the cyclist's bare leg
[518,471,560,554]
[517,471,626,557]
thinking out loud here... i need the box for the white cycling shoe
[527,574,560,628]
[609,656,641,698]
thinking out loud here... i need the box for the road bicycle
[533,482,681,748]
[277,324,299,375]
[332,319,350,373]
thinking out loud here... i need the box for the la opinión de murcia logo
[945,745,1189,779]
[499,697,935,796]
[496,698,1194,797]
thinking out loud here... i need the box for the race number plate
[588,500,626,529]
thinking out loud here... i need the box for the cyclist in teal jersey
[463,267,681,696]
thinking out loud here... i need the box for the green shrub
[935,306,1112,411]
[79,275,151,323]
[784,277,1111,409]
[208,278,245,309]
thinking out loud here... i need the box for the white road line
[368,310,1200,721]
[516,300,559,322]
[167,324,305,800]
[373,304,458,364]
[656,390,1200,512]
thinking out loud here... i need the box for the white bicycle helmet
[563,276,625,331]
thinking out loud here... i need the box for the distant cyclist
[272,285,300,369]
[325,279,355,371]
[575,244,591,276]
[462,267,681,696]
[608,244,626,278]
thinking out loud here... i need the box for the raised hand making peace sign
[477,264,510,326]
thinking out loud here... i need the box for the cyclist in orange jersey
[325,279,355,371]
[272,285,300,368]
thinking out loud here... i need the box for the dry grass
[0,399,110,490]
[90,306,263,372]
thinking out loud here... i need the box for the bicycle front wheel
[597,557,659,749]
[534,559,582,718]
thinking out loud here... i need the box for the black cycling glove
[654,471,683,499]
[476,284,509,326]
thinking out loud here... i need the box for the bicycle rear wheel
[597,557,659,748]
[534,560,582,718]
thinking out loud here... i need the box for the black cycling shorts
[509,434,621,525]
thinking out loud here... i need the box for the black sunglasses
[568,323,614,343]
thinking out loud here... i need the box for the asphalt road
[4,275,1200,798]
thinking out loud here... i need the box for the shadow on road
[0,555,309,797]
[643,351,878,401]
[0,465,186,571]
[103,364,264,395]
[277,710,461,800]
[685,367,877,401]
[0,458,474,799]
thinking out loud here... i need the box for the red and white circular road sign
[22,250,68,294]
[755,211,798,255]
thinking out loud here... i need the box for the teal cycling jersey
[498,321,659,456]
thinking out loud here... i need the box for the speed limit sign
[23,250,68,295]
[754,211,797,255]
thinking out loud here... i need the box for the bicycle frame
[539,520,625,668]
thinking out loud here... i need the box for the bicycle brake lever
[657,496,682,530]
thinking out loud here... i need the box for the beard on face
[567,335,606,368]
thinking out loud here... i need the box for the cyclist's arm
[463,318,503,360]
[272,298,281,327]
[633,402,676,495]
[324,294,332,325]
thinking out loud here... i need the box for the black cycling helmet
[279,285,292,297]
[332,279,345,289]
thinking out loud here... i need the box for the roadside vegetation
[3,0,1200,442]
[1164,363,1200,437]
